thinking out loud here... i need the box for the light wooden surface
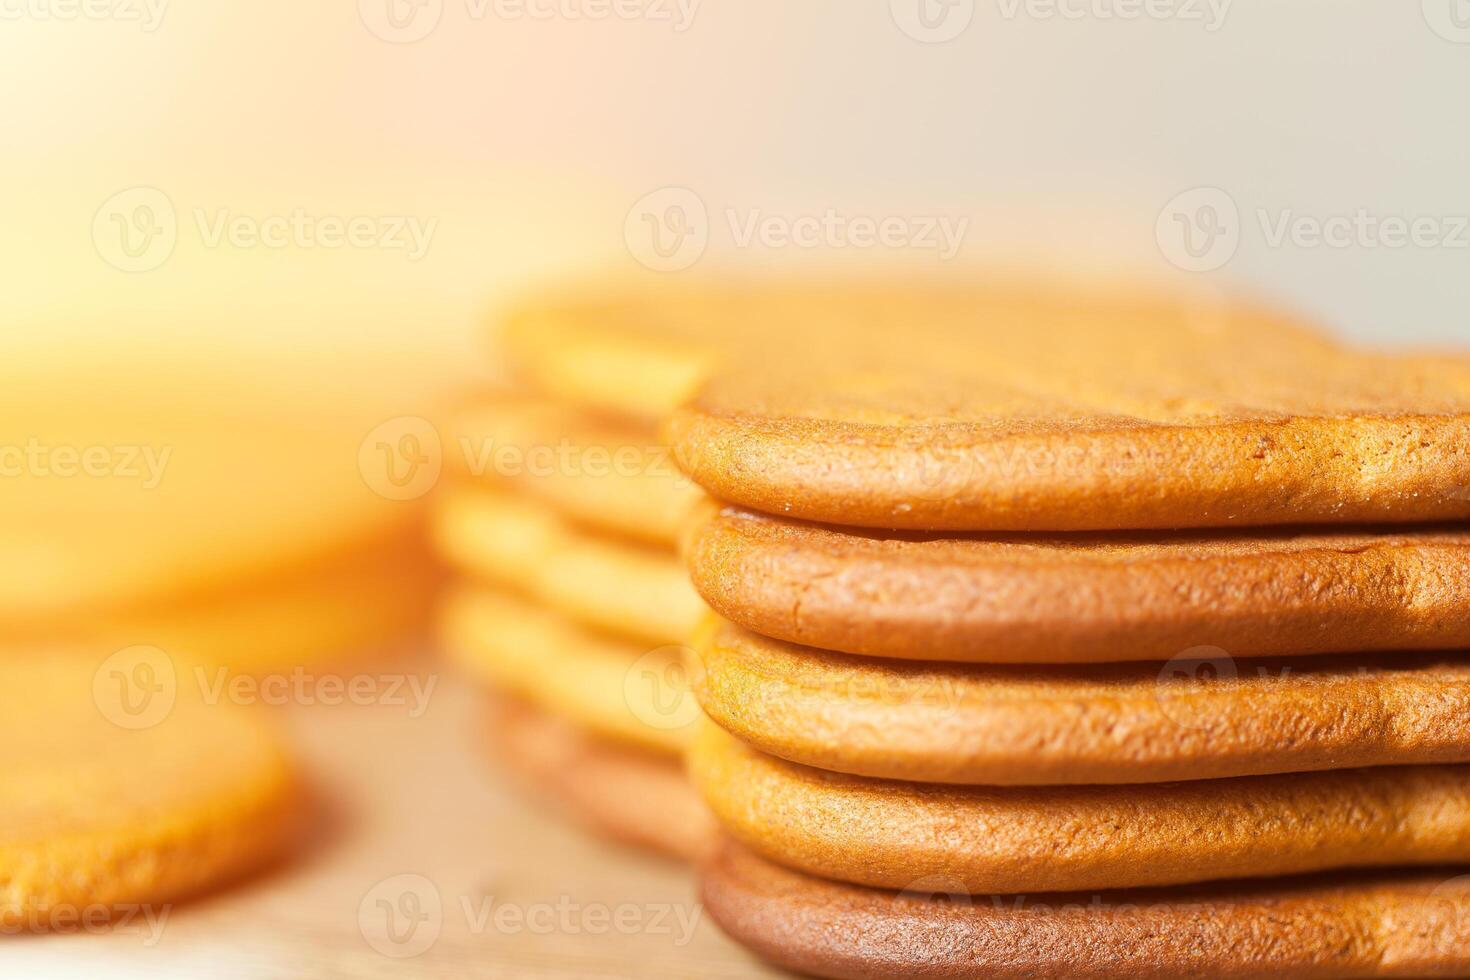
[5,657,781,980]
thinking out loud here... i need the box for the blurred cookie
[0,656,298,929]
[448,394,701,548]
[687,506,1470,662]
[441,586,697,755]
[689,722,1470,893]
[701,841,1470,980]
[0,360,426,622]
[483,693,716,862]
[7,528,435,673]
[433,486,704,645]
[695,622,1470,784]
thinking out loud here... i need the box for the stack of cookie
[664,285,1470,978]
[490,279,1470,976]
[435,371,714,859]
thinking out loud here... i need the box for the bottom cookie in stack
[701,842,1470,980]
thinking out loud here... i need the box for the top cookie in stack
[506,277,1470,978]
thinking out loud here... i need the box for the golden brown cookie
[686,506,1470,663]
[440,586,698,755]
[701,841,1470,980]
[7,528,436,673]
[1,655,298,929]
[483,693,717,862]
[689,722,1470,893]
[433,485,704,645]
[695,622,1470,784]
[667,294,1469,531]
[448,393,701,548]
[501,279,1470,530]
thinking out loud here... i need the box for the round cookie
[0,357,426,623]
[503,279,1470,530]
[8,529,436,673]
[433,485,705,646]
[701,842,1470,980]
[483,693,716,862]
[664,295,1470,532]
[687,506,1470,663]
[1,656,298,929]
[448,393,701,548]
[695,622,1470,784]
[688,722,1470,893]
[440,586,698,755]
